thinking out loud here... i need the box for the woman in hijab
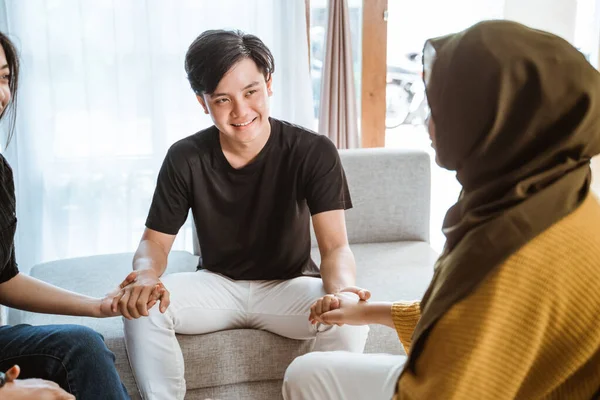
[282,20,600,400]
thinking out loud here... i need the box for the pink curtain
[318,0,359,149]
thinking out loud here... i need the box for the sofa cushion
[13,241,436,396]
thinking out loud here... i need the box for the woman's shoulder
[505,193,600,290]
[525,194,600,259]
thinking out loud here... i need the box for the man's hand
[0,365,75,399]
[97,284,163,318]
[339,286,371,301]
[309,286,371,325]
[110,270,171,319]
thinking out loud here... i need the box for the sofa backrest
[192,147,431,255]
[310,148,431,246]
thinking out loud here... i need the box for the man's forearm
[319,246,356,294]
[133,239,169,277]
[0,274,101,317]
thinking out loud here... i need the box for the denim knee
[57,325,113,363]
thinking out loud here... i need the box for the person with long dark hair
[0,32,131,400]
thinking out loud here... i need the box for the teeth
[232,119,253,127]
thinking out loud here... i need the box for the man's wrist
[136,268,160,280]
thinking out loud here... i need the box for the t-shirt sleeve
[304,135,352,215]
[0,247,19,284]
[0,156,19,284]
[145,143,192,235]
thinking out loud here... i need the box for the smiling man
[118,30,369,399]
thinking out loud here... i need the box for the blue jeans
[0,324,129,399]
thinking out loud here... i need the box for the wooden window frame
[306,0,388,148]
[361,0,388,148]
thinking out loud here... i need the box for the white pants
[123,270,370,400]
[282,351,406,400]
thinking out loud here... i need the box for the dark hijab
[406,20,600,371]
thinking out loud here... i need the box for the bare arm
[132,228,176,276]
[360,302,395,328]
[312,210,356,294]
[0,273,115,318]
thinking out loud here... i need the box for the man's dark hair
[185,29,275,95]
[0,31,20,148]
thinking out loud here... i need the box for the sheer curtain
[0,0,313,272]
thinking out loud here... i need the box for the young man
[116,29,369,399]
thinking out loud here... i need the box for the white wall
[504,0,579,42]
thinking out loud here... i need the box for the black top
[146,118,352,280]
[0,154,19,284]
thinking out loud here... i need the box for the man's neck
[220,123,271,169]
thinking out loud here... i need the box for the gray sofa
[9,147,438,399]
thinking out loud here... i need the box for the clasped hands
[309,286,372,327]
[101,270,170,319]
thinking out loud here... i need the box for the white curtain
[0,0,313,272]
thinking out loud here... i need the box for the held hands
[309,286,371,326]
[104,269,171,319]
[0,365,75,399]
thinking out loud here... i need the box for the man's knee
[318,323,370,352]
[123,302,170,332]
[283,352,329,396]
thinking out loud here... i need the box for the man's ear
[196,94,209,114]
[266,75,273,96]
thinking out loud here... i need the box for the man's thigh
[159,270,250,334]
[248,276,325,339]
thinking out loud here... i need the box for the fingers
[359,289,371,301]
[309,294,338,324]
[150,283,163,301]
[322,295,333,314]
[148,284,166,310]
[309,300,319,324]
[126,285,144,319]
[135,285,155,317]
[340,286,371,301]
[5,365,19,381]
[147,299,157,310]
[147,285,160,310]
[58,389,76,400]
[111,289,126,313]
[119,271,138,289]
[159,288,171,313]
[118,290,133,320]
[59,390,76,400]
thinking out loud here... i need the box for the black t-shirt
[146,118,352,280]
[0,154,19,284]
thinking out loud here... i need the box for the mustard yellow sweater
[392,195,600,400]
